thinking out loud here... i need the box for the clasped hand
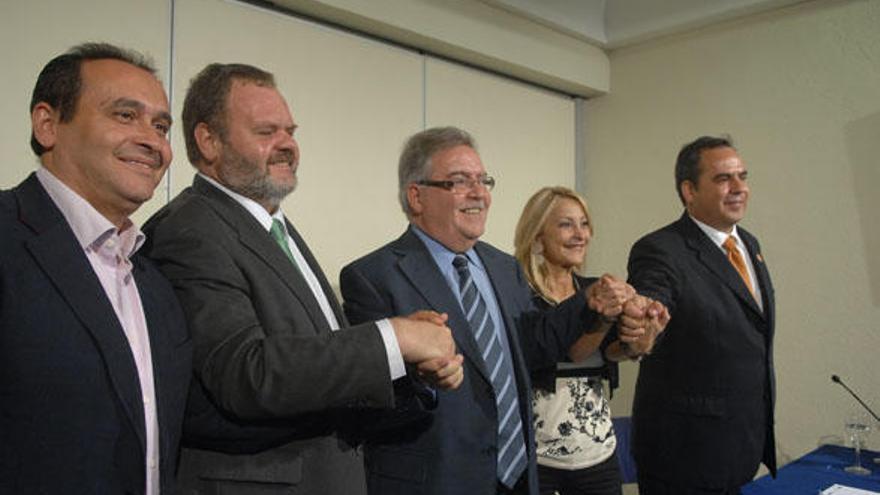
[391,310,464,390]
[586,274,669,356]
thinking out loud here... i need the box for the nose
[134,122,171,167]
[278,132,300,162]
[467,180,489,199]
[730,176,748,194]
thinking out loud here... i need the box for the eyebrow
[253,121,298,133]
[110,97,173,125]
[445,170,486,178]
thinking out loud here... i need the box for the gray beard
[218,146,296,210]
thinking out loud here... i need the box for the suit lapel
[741,229,775,330]
[286,221,348,327]
[133,257,182,463]
[394,230,491,384]
[680,215,764,318]
[16,175,147,452]
[193,177,331,334]
[474,244,532,399]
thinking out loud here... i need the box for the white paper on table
[820,484,879,495]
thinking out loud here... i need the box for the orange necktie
[723,236,754,297]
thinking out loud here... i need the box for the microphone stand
[832,375,880,465]
[832,375,880,422]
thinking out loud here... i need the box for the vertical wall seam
[421,55,427,130]
[165,0,177,204]
[574,97,586,199]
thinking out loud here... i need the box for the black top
[529,274,620,396]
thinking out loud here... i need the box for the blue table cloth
[743,444,880,494]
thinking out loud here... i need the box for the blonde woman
[514,187,655,495]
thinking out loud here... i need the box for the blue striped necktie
[452,255,527,489]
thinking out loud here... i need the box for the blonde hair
[513,186,592,303]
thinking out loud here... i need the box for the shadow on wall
[846,112,880,307]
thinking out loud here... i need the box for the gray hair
[397,126,476,215]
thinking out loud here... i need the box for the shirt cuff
[376,318,406,380]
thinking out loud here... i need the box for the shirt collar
[198,172,283,232]
[689,213,743,250]
[36,166,144,258]
[410,225,485,273]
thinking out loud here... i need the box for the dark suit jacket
[142,175,394,495]
[627,213,776,490]
[0,174,192,494]
[339,227,598,495]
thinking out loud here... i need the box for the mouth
[118,154,162,171]
[459,206,484,215]
[268,159,297,177]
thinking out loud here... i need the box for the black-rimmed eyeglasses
[417,176,496,193]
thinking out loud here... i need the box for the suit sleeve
[339,261,397,323]
[145,217,393,421]
[627,235,681,315]
[339,262,438,433]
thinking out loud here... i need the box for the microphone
[831,374,880,422]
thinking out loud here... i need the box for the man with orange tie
[626,136,777,495]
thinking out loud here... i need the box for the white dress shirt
[690,215,764,311]
[198,173,405,379]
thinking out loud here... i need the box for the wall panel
[425,58,576,253]
[0,0,172,226]
[172,0,424,281]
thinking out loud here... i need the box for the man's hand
[417,354,465,390]
[587,274,636,320]
[618,296,669,356]
[618,296,648,343]
[390,311,456,362]
[390,311,464,390]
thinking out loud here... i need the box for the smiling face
[407,145,491,253]
[202,81,299,213]
[539,197,591,270]
[682,146,750,232]
[33,58,172,227]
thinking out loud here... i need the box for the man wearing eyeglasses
[339,126,657,495]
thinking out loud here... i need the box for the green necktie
[270,219,299,269]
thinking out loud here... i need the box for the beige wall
[585,0,880,465]
[0,0,172,226]
[6,0,876,479]
[0,0,576,288]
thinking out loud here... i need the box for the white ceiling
[479,0,810,49]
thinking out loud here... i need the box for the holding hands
[617,295,670,357]
[390,310,464,390]
[585,275,670,358]
[587,274,636,320]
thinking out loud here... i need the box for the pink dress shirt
[36,167,160,495]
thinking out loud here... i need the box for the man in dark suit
[627,136,776,494]
[0,43,192,494]
[143,63,461,495]
[339,127,646,495]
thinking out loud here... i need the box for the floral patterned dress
[530,274,618,470]
[532,375,616,469]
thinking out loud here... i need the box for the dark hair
[674,135,735,204]
[29,42,157,156]
[181,63,276,166]
[398,126,476,215]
